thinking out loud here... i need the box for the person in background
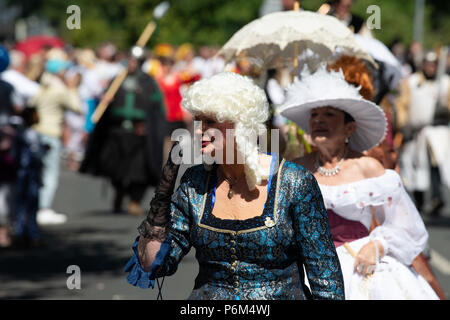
[95,42,124,91]
[155,44,199,164]
[0,46,16,247]
[396,50,450,217]
[80,52,166,216]
[320,0,372,37]
[75,49,103,136]
[192,46,212,79]
[29,50,82,225]
[174,43,202,101]
[62,68,85,171]
[173,43,197,77]
[13,106,46,248]
[281,0,296,11]
[0,50,40,112]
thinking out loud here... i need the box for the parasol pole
[293,1,300,77]
[91,2,170,124]
[344,242,357,258]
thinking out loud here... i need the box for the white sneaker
[37,209,68,225]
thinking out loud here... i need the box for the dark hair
[159,56,174,66]
[344,111,355,124]
[22,107,38,127]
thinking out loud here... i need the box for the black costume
[80,69,166,211]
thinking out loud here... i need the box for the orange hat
[175,43,194,61]
[154,43,174,58]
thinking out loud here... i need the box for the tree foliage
[8,0,450,50]
[300,0,450,48]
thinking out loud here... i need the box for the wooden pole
[344,242,357,258]
[137,21,157,47]
[293,1,300,76]
[91,20,157,124]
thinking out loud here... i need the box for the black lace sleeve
[138,142,181,241]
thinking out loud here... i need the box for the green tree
[8,0,450,50]
[300,0,450,48]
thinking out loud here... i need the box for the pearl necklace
[315,147,348,177]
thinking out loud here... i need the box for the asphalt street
[1,165,449,300]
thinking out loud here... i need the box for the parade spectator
[396,50,450,217]
[95,42,124,91]
[29,50,82,225]
[1,50,40,111]
[192,46,225,79]
[320,0,372,37]
[80,53,166,216]
[155,44,199,163]
[0,46,15,247]
[62,67,86,171]
[192,46,212,79]
[13,106,46,247]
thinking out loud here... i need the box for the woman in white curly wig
[182,71,271,192]
[125,72,345,300]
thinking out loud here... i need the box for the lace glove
[138,142,181,241]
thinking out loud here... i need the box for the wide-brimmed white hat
[279,66,387,152]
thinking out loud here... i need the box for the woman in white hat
[125,71,345,300]
[280,66,438,299]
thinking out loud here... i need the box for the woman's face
[194,114,235,163]
[309,106,355,146]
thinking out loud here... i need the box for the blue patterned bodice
[125,154,344,300]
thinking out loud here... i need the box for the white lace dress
[318,169,438,300]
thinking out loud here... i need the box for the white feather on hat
[279,66,387,152]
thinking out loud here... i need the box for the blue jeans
[39,134,61,209]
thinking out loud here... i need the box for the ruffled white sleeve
[368,170,428,266]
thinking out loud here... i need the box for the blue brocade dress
[125,154,345,300]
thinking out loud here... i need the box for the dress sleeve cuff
[124,235,172,289]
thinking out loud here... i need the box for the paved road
[1,166,449,300]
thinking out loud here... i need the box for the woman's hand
[137,236,163,272]
[354,240,384,276]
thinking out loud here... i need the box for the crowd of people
[0,40,234,248]
[0,0,449,300]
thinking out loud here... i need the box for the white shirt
[1,69,40,108]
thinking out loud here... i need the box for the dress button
[230,240,236,246]
[233,275,239,281]
[234,288,239,294]
[231,255,237,260]
[234,281,239,287]
[231,267,236,273]
[230,247,236,254]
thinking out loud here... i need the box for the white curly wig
[181,72,270,190]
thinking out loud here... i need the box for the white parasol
[218,10,376,71]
